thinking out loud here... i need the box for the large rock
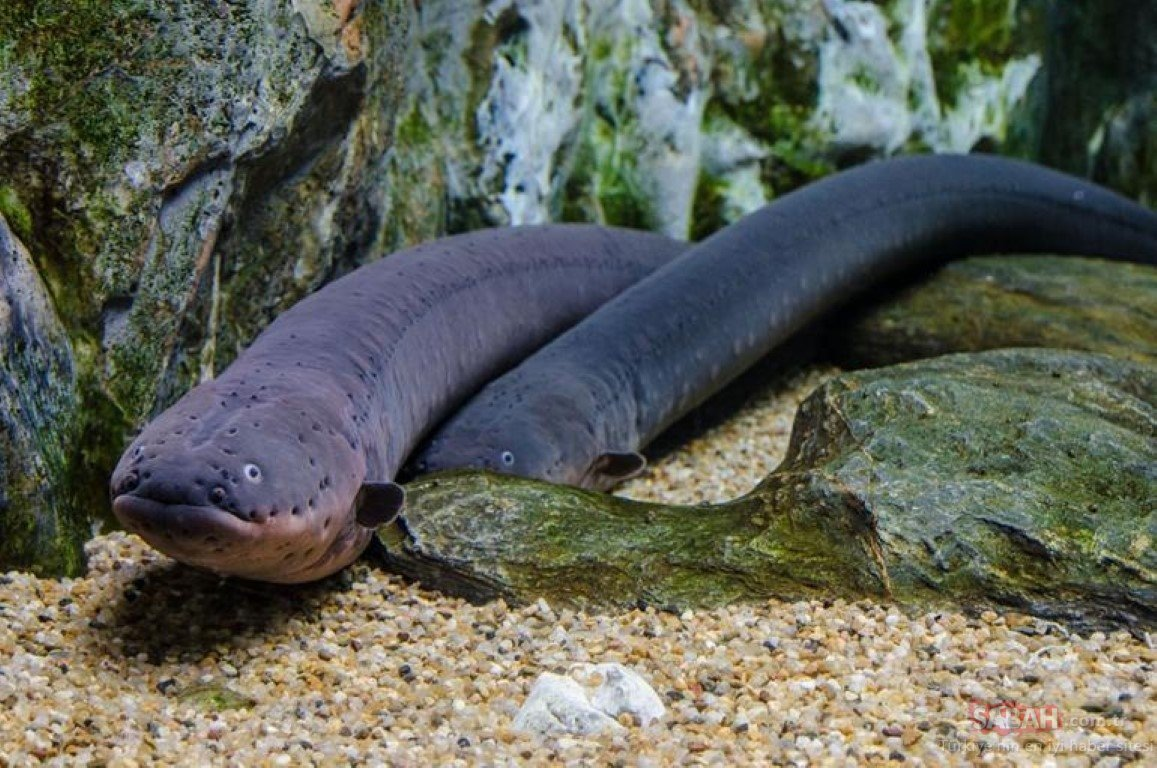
[0,0,409,558]
[381,0,1154,239]
[1,0,407,422]
[0,217,84,575]
[831,255,1157,368]
[392,0,1052,240]
[1026,0,1157,204]
[379,349,1156,632]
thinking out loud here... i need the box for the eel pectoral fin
[354,481,406,527]
[587,450,647,487]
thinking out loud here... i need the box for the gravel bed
[2,365,1153,766]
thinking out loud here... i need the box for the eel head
[110,377,382,583]
[410,402,645,491]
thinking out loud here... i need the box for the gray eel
[412,154,1157,489]
[109,226,686,583]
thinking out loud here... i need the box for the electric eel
[109,226,686,583]
[412,154,1157,489]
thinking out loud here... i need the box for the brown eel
[109,225,686,582]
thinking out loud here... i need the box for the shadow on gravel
[96,561,353,663]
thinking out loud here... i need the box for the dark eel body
[413,155,1157,489]
[110,226,686,583]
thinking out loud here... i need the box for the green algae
[557,17,660,231]
[1,0,181,418]
[925,0,1019,97]
[0,187,33,242]
[560,117,656,231]
[0,429,88,577]
[689,166,728,242]
[0,0,155,167]
[381,2,497,245]
[687,3,834,231]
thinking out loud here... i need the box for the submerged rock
[0,0,408,533]
[0,217,85,575]
[1029,0,1157,203]
[762,348,1155,628]
[388,0,1061,241]
[1,0,405,423]
[831,255,1157,367]
[380,349,1156,632]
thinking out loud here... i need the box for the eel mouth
[112,493,369,583]
[113,494,264,569]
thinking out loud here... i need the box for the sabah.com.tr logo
[968,700,1062,735]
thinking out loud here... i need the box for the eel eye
[500,451,515,467]
[132,445,143,458]
[244,463,262,482]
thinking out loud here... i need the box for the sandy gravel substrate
[2,365,1154,766]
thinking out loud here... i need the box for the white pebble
[513,674,624,736]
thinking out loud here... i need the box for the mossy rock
[0,0,410,535]
[830,255,1157,368]
[379,349,1155,632]
[1028,0,1157,199]
[0,216,85,576]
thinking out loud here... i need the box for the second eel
[412,154,1157,488]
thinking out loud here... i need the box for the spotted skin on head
[112,369,369,582]
[110,225,687,583]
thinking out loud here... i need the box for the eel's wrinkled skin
[412,155,1157,489]
[109,226,686,583]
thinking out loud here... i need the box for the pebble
[513,673,625,736]
[572,663,665,727]
[1,364,1154,764]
